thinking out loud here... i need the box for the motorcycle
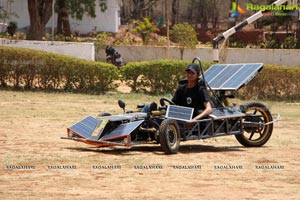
[105,46,124,68]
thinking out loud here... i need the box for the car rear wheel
[235,101,273,147]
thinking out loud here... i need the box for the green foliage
[171,23,198,48]
[120,60,212,94]
[133,17,158,45]
[282,36,298,49]
[260,38,281,49]
[239,64,300,101]
[170,23,198,59]
[95,32,112,48]
[56,0,102,20]
[1,46,299,100]
[260,36,299,49]
[0,46,118,93]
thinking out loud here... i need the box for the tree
[133,17,158,44]
[170,22,198,60]
[55,0,106,36]
[27,0,53,40]
[257,0,294,33]
[1,0,19,33]
[120,0,157,22]
[56,0,71,36]
[186,0,220,30]
[171,0,179,25]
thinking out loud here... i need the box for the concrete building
[0,0,121,34]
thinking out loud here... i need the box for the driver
[142,63,212,120]
[172,63,212,120]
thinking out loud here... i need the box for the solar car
[61,58,280,154]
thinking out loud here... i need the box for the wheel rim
[243,106,271,143]
[167,124,178,146]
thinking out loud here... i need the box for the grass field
[0,90,300,200]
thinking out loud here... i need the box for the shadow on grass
[65,143,245,155]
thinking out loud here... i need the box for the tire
[159,119,180,154]
[235,101,273,147]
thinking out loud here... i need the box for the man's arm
[192,101,212,120]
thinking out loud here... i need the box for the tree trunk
[171,0,179,25]
[180,48,184,60]
[132,0,144,19]
[27,0,53,40]
[56,0,71,36]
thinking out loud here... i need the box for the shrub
[239,64,300,101]
[1,46,299,101]
[0,46,119,93]
[120,60,212,94]
[133,17,158,45]
[170,23,198,60]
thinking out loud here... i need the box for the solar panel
[100,120,144,141]
[203,63,263,90]
[69,116,100,138]
[166,105,194,121]
[88,118,109,140]
[209,107,245,120]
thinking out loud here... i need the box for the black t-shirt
[171,83,210,118]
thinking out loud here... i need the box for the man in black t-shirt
[172,63,212,120]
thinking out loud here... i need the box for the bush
[1,46,299,101]
[121,59,299,100]
[0,46,119,93]
[120,60,212,94]
[133,17,158,45]
[170,23,198,60]
[239,64,300,101]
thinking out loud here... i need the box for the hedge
[0,46,118,92]
[120,60,300,101]
[239,64,300,101]
[120,60,213,94]
[1,46,299,101]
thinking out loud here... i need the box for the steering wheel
[159,98,175,106]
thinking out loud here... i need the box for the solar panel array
[209,108,245,120]
[166,105,194,121]
[69,116,100,138]
[100,120,144,141]
[203,63,263,90]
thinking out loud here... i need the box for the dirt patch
[0,91,299,200]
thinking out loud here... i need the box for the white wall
[0,39,95,61]
[0,0,120,34]
[97,45,300,66]
[1,40,299,66]
[63,0,121,34]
